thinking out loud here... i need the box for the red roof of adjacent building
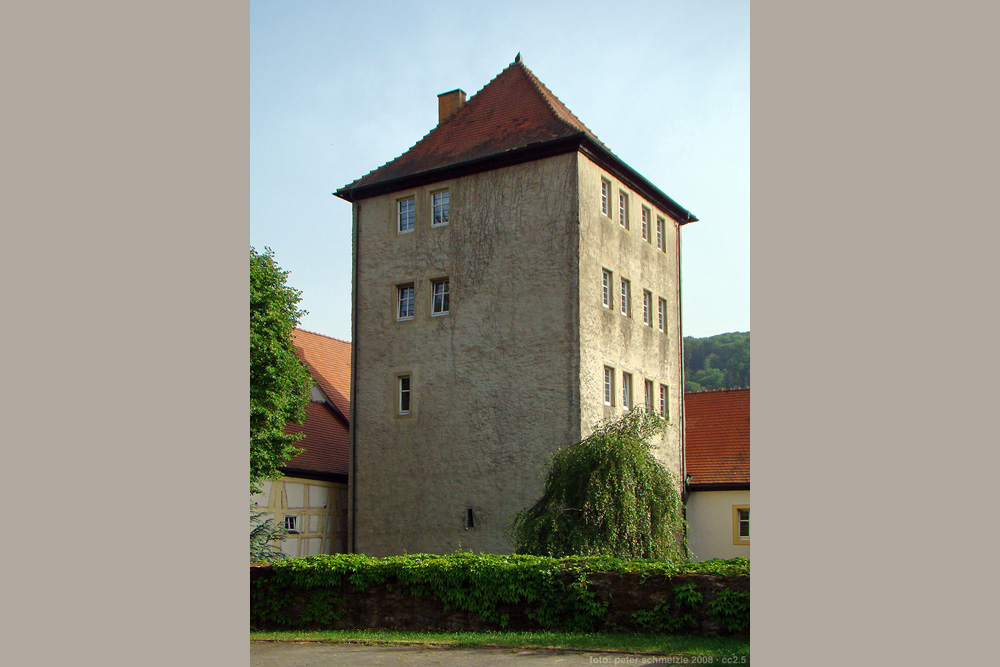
[684,388,750,488]
[340,59,603,193]
[284,401,349,477]
[281,328,352,478]
[290,328,351,420]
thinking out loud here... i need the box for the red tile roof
[283,401,349,477]
[684,388,750,488]
[334,58,696,224]
[341,60,603,192]
[291,328,351,420]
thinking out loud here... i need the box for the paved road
[250,642,685,666]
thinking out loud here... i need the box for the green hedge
[252,553,748,634]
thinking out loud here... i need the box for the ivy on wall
[251,553,749,634]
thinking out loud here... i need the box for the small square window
[397,284,415,321]
[601,178,611,216]
[642,290,652,326]
[733,506,750,544]
[602,269,612,309]
[283,515,299,534]
[432,190,450,226]
[657,297,666,333]
[641,207,650,242]
[620,278,631,317]
[622,372,633,411]
[398,375,411,415]
[398,197,415,233]
[431,278,450,315]
[604,366,615,406]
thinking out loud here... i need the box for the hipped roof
[335,59,696,224]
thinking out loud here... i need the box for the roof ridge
[516,61,603,146]
[684,386,750,394]
[293,327,352,346]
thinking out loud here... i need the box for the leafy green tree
[684,332,750,390]
[509,409,687,560]
[250,246,313,494]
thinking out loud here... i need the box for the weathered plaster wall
[351,153,581,556]
[575,156,685,481]
[686,489,751,560]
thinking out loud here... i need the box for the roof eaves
[334,133,585,202]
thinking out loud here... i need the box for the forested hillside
[684,332,749,391]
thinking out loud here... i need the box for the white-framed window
[641,206,650,242]
[432,189,450,226]
[619,191,629,229]
[398,375,411,415]
[398,196,415,233]
[733,506,750,544]
[620,278,631,317]
[397,283,415,321]
[644,379,654,410]
[601,178,611,216]
[622,372,633,411]
[431,278,450,315]
[283,514,299,533]
[659,384,669,418]
[656,216,665,252]
[642,290,652,326]
[602,269,612,308]
[604,366,615,406]
[657,297,666,332]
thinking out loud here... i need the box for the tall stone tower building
[335,58,697,556]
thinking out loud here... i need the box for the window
[431,278,450,315]
[398,375,411,415]
[604,366,615,406]
[465,508,475,530]
[397,284,415,320]
[641,207,650,242]
[642,290,652,326]
[657,297,666,332]
[619,191,629,229]
[733,506,750,544]
[397,197,415,233]
[602,269,612,308]
[659,384,669,418]
[601,178,610,215]
[644,379,654,410]
[432,190,449,226]
[620,278,631,317]
[656,216,665,252]
[283,515,299,534]
[622,372,633,411]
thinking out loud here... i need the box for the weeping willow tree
[510,409,688,560]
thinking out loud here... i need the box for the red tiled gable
[283,401,349,476]
[290,328,351,420]
[684,388,750,487]
[341,60,604,192]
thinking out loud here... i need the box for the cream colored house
[335,56,697,556]
[684,388,750,560]
[252,328,351,556]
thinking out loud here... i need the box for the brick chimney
[437,89,467,124]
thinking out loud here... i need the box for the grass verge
[250,628,749,659]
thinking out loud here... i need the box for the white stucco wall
[685,489,750,560]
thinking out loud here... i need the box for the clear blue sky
[251,0,749,341]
